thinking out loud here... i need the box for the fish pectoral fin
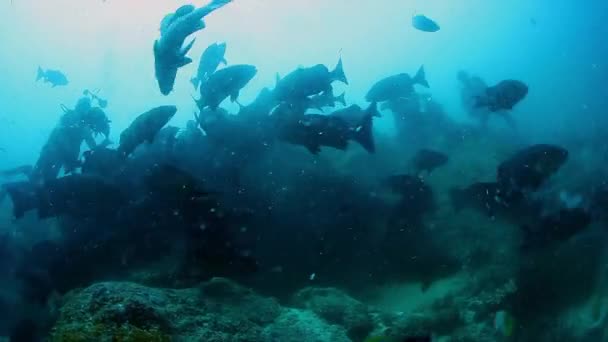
[180,38,196,56]
[221,57,228,65]
[230,91,240,102]
[153,40,161,57]
[305,143,321,155]
[177,57,193,68]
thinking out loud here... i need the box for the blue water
[0,0,607,340]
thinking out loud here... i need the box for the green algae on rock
[292,287,374,341]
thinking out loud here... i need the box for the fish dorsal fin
[160,14,175,35]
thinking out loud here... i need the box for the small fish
[412,14,440,32]
[191,42,228,90]
[36,67,68,87]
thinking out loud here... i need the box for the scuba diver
[457,70,490,125]
[30,93,111,183]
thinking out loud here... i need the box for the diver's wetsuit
[31,109,99,183]
[458,72,488,122]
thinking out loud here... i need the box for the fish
[329,103,381,127]
[304,89,346,111]
[385,174,435,215]
[195,64,257,111]
[142,164,222,225]
[237,87,277,119]
[144,163,212,201]
[2,181,38,219]
[448,180,549,227]
[497,144,568,193]
[36,175,127,220]
[273,57,348,103]
[81,147,124,177]
[155,125,181,150]
[191,42,228,90]
[118,105,178,157]
[365,66,429,103]
[411,149,448,175]
[412,14,440,32]
[278,102,377,154]
[474,80,528,112]
[449,181,520,217]
[521,207,592,249]
[3,174,126,220]
[36,67,68,87]
[154,0,233,95]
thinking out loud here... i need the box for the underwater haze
[0,0,607,340]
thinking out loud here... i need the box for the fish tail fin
[331,57,348,85]
[4,183,37,219]
[335,92,346,106]
[413,65,429,88]
[354,103,376,153]
[448,188,465,212]
[36,67,44,81]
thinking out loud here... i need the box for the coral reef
[49,269,607,342]
[292,287,374,341]
[51,278,353,342]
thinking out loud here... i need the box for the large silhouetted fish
[273,57,348,103]
[118,105,178,157]
[154,0,233,95]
